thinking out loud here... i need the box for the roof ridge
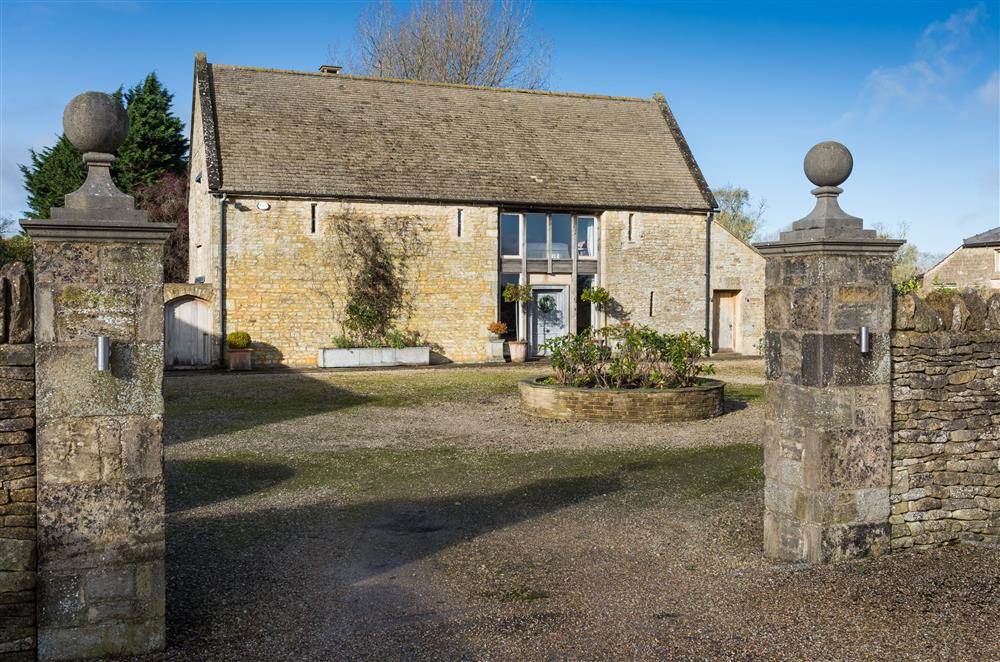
[208,62,654,103]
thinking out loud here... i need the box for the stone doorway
[712,289,740,353]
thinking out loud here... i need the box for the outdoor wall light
[96,335,110,371]
[855,326,871,355]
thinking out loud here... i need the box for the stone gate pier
[21,93,174,660]
[756,142,903,563]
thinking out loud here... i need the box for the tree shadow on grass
[165,458,296,513]
[163,372,369,445]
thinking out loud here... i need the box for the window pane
[500,214,520,256]
[577,217,596,257]
[526,212,547,259]
[499,274,519,339]
[551,214,572,259]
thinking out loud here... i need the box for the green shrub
[580,286,611,306]
[542,325,713,389]
[382,329,422,349]
[227,331,252,350]
[894,277,921,295]
[331,334,355,349]
[502,283,533,303]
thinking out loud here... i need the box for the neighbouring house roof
[963,227,1000,247]
[194,54,716,212]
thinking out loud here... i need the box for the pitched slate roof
[963,227,1000,247]
[195,56,716,212]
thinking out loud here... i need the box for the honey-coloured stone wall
[217,200,500,366]
[890,291,1000,550]
[922,245,1000,292]
[602,211,707,335]
[0,262,37,662]
[710,223,765,354]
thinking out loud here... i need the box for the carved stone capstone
[804,140,853,188]
[63,91,128,155]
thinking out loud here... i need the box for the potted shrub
[486,321,507,363]
[502,283,533,363]
[227,331,253,371]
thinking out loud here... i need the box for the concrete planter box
[486,338,506,363]
[519,377,725,423]
[317,346,430,368]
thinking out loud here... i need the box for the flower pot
[508,340,528,364]
[228,348,252,371]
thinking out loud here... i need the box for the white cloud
[853,4,991,116]
[977,70,999,108]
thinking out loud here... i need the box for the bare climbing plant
[331,211,427,347]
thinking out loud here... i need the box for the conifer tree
[18,135,86,220]
[113,73,188,192]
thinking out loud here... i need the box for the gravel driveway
[159,362,999,661]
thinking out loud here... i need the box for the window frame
[575,215,598,260]
[499,210,600,261]
[500,212,523,258]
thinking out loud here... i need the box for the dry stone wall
[0,262,36,662]
[890,290,1000,550]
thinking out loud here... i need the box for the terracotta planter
[509,340,528,364]
[228,348,252,371]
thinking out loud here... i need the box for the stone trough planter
[519,378,725,423]
[317,346,430,368]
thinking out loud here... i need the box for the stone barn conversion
[922,227,1000,292]
[182,53,763,367]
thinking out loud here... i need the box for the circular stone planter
[519,378,725,423]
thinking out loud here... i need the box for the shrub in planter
[485,321,508,363]
[226,331,253,371]
[542,325,713,389]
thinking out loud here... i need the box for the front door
[529,286,569,356]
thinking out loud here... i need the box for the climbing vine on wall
[331,211,427,346]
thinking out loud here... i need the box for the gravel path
[158,366,999,661]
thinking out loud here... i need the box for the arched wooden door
[164,296,212,367]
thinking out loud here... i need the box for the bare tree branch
[349,0,550,89]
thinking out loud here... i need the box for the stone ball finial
[62,92,128,155]
[804,141,853,188]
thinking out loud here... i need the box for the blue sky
[1,1,997,253]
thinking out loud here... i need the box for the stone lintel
[755,238,904,257]
[21,220,175,244]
